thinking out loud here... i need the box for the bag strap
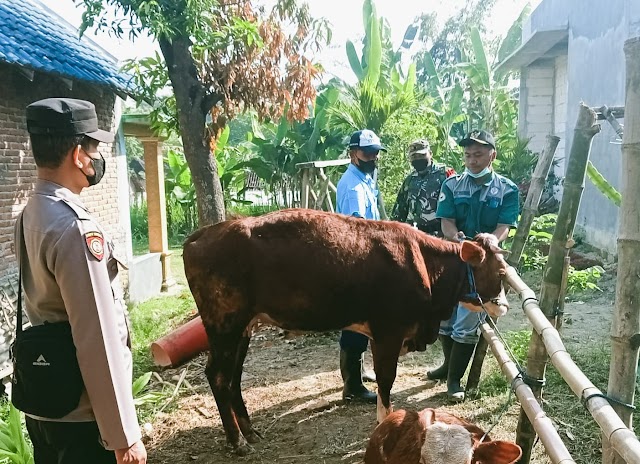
[16,213,25,336]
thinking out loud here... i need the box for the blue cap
[349,129,386,153]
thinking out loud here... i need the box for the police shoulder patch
[85,231,104,261]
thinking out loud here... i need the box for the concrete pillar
[140,137,173,291]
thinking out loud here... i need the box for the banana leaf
[587,161,621,207]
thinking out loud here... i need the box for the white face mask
[465,167,491,178]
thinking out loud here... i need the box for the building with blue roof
[0,0,139,376]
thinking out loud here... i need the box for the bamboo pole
[467,134,560,391]
[516,104,601,463]
[481,322,575,464]
[509,135,561,267]
[504,268,640,463]
[603,36,640,464]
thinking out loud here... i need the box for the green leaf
[133,371,153,396]
[215,125,231,156]
[587,161,622,206]
[364,15,382,86]
[346,40,365,81]
[469,27,491,90]
[274,115,289,147]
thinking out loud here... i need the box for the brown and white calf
[365,408,522,464]
[183,209,510,454]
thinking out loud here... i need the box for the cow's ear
[472,440,522,464]
[460,241,486,266]
[418,408,436,428]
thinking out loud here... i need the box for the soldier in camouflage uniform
[391,139,454,237]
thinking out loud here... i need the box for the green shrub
[0,402,33,464]
[567,266,605,294]
[130,202,148,242]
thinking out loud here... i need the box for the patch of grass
[477,338,640,464]
[129,288,196,378]
[476,330,532,397]
[132,238,149,256]
[542,342,638,464]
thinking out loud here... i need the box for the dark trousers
[26,418,116,464]
[339,330,369,353]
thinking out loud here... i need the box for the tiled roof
[0,0,134,96]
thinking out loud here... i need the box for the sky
[41,0,542,79]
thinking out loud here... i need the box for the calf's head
[420,409,521,464]
[365,408,522,464]
[458,233,510,318]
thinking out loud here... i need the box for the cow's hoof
[234,443,252,456]
[244,431,261,444]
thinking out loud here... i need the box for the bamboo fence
[497,268,640,463]
[603,36,640,464]
[516,103,601,462]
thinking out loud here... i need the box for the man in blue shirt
[432,130,519,402]
[335,129,386,403]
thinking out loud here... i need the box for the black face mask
[411,159,430,172]
[356,159,377,174]
[84,153,106,186]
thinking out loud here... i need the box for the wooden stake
[516,104,600,463]
[603,36,640,464]
[467,134,560,391]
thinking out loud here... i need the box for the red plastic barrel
[150,316,209,367]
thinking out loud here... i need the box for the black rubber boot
[426,335,454,381]
[447,341,476,402]
[340,349,377,403]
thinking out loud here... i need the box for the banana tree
[242,87,345,208]
[330,0,418,134]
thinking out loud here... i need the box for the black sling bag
[10,214,84,418]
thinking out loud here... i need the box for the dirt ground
[144,266,617,464]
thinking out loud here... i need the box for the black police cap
[26,98,114,143]
[459,130,495,149]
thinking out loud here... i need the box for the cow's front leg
[370,335,404,423]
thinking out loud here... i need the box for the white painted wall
[553,55,568,175]
[522,61,555,154]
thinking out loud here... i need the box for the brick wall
[552,55,568,175]
[522,60,555,154]
[0,61,127,372]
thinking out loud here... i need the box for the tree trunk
[602,37,640,464]
[516,104,600,463]
[467,135,560,392]
[159,36,225,227]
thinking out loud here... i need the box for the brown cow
[365,408,522,464]
[183,208,509,454]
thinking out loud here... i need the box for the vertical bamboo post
[516,104,600,463]
[467,134,560,391]
[509,135,561,266]
[602,37,640,464]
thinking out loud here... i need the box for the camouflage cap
[407,139,431,157]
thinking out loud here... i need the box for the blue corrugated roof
[0,0,135,95]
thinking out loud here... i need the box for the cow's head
[458,233,510,318]
[420,409,522,464]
